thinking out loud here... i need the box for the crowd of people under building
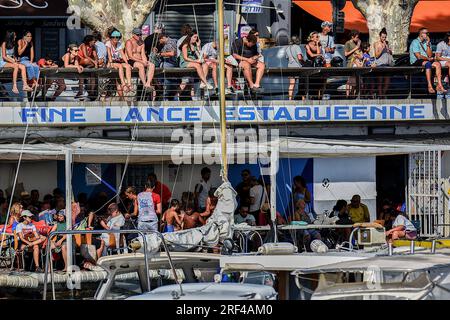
[0,23,449,100]
[0,167,417,273]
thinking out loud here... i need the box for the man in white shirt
[319,21,336,67]
[99,203,125,256]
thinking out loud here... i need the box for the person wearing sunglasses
[410,27,446,94]
[106,30,133,96]
[62,43,85,99]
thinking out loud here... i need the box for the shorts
[0,60,6,68]
[412,59,427,66]
[128,59,137,66]
[440,59,450,67]
[405,230,417,240]
[138,220,158,233]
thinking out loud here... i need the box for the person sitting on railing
[16,210,45,272]
[156,33,178,99]
[179,31,214,90]
[106,30,133,97]
[373,28,394,97]
[436,32,450,85]
[0,30,33,93]
[286,35,305,100]
[125,28,155,91]
[62,43,85,99]
[37,56,66,101]
[49,210,68,271]
[93,31,107,68]
[78,35,99,99]
[16,31,40,90]
[410,27,447,94]
[201,40,219,92]
[231,33,264,92]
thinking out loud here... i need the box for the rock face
[351,0,419,54]
[68,0,156,38]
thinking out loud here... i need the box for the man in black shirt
[231,33,265,91]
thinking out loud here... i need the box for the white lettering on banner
[0,0,48,9]
[0,103,445,126]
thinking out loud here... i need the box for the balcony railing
[0,66,448,102]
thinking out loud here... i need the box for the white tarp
[0,137,449,162]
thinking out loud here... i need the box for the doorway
[376,155,408,218]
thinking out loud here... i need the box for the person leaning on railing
[410,27,447,94]
[61,43,84,99]
[37,57,66,101]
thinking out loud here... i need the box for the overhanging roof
[0,137,449,163]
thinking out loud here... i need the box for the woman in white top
[106,30,133,97]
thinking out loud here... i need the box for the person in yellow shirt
[348,195,370,223]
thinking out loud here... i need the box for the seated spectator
[7,202,23,232]
[16,210,45,272]
[79,35,99,68]
[249,177,267,225]
[1,30,33,93]
[234,206,256,226]
[201,40,219,90]
[330,199,353,241]
[182,201,202,229]
[373,28,393,97]
[436,32,450,83]
[286,35,305,100]
[156,33,178,99]
[348,194,370,223]
[231,33,264,91]
[385,211,417,243]
[62,43,85,99]
[50,210,68,271]
[16,30,40,89]
[161,199,183,232]
[37,56,66,101]
[37,200,55,225]
[291,199,321,251]
[125,28,155,90]
[410,27,446,93]
[97,203,125,256]
[106,30,133,96]
[93,31,107,67]
[179,31,213,90]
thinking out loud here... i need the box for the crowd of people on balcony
[0,165,417,272]
[0,24,449,101]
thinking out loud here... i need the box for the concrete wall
[0,161,58,198]
[313,157,377,221]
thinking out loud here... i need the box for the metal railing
[42,229,182,300]
[1,66,448,102]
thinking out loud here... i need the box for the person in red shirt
[148,173,172,211]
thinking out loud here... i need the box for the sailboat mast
[216,0,228,181]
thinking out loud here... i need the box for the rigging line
[1,83,39,248]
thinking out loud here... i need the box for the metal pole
[217,0,228,181]
[270,143,278,242]
[65,150,73,268]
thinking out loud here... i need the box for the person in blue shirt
[410,27,446,94]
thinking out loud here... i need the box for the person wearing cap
[16,210,45,272]
[319,21,335,67]
[50,210,68,271]
[106,29,133,97]
[125,28,155,90]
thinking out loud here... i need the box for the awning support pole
[65,149,73,268]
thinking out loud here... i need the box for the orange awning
[293,0,450,32]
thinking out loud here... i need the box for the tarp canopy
[0,137,449,162]
[293,0,450,33]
